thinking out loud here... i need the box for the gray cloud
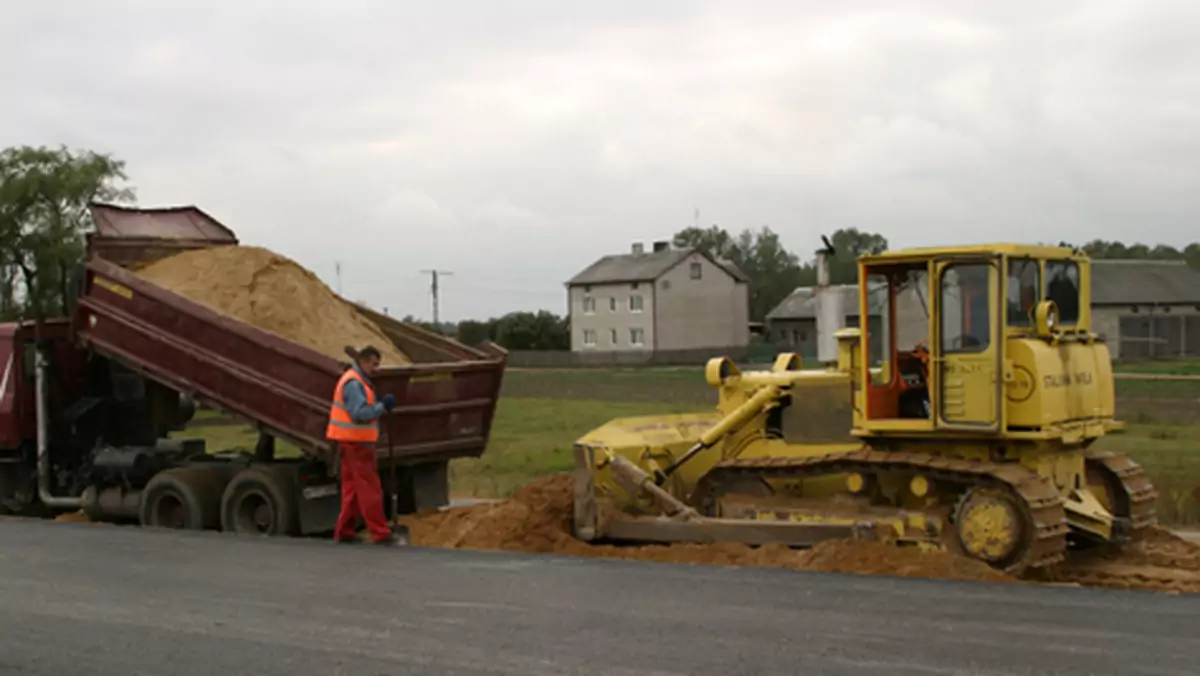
[2,1,1198,320]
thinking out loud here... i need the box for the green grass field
[183,365,1200,525]
[1114,357,1200,376]
[448,398,700,498]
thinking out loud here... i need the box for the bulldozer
[571,242,1158,575]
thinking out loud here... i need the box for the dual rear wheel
[138,465,298,536]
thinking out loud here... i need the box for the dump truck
[573,242,1157,575]
[0,203,506,536]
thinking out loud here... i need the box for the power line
[440,283,564,298]
[420,269,453,325]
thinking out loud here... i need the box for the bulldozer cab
[853,244,1090,437]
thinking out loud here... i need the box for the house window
[629,295,644,313]
[609,297,617,312]
[610,329,618,345]
[629,327,645,346]
[690,262,702,280]
[582,329,597,347]
[583,295,596,315]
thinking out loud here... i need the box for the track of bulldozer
[1082,448,1158,535]
[692,448,1076,574]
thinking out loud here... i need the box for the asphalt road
[0,520,1197,676]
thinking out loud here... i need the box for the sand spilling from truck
[136,246,410,365]
[399,474,1200,593]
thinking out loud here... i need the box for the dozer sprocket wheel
[1083,449,1158,541]
[691,449,1069,574]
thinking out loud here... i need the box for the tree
[730,226,809,322]
[671,225,738,261]
[0,145,134,325]
[452,311,569,350]
[670,224,889,321]
[455,319,493,346]
[1076,239,1200,268]
[826,228,889,285]
[494,311,569,350]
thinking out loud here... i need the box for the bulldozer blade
[603,515,875,547]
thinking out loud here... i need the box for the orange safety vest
[326,368,380,443]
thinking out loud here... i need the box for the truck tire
[139,467,225,530]
[220,467,299,537]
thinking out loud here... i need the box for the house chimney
[631,242,645,255]
[653,240,670,252]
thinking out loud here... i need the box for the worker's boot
[372,524,410,547]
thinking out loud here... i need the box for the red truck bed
[74,204,506,467]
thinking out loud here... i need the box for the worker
[328,345,400,545]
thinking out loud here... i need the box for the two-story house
[566,241,751,353]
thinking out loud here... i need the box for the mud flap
[296,476,341,535]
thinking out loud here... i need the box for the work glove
[381,394,397,412]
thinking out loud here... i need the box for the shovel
[385,412,411,546]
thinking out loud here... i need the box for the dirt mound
[53,510,91,523]
[797,540,1015,583]
[1030,527,1200,594]
[400,474,1016,585]
[136,245,409,365]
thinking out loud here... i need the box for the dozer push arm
[654,384,783,485]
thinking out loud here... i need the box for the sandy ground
[404,474,1200,594]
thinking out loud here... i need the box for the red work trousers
[333,442,392,542]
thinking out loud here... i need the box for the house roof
[567,247,750,285]
[766,283,891,320]
[766,285,857,320]
[1091,259,1200,305]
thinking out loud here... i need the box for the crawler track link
[692,449,1069,574]
[1083,448,1158,539]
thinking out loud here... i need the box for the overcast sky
[3,1,1198,321]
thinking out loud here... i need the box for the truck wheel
[139,467,225,530]
[220,467,299,537]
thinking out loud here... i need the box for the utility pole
[420,269,453,326]
[334,261,343,296]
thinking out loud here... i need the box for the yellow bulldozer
[571,242,1158,575]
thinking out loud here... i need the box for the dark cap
[357,345,382,361]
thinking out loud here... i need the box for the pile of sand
[403,475,1200,593]
[1030,526,1200,594]
[136,246,409,365]
[399,474,1016,585]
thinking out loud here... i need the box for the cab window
[1007,258,1039,326]
[941,263,990,353]
[1045,261,1080,325]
